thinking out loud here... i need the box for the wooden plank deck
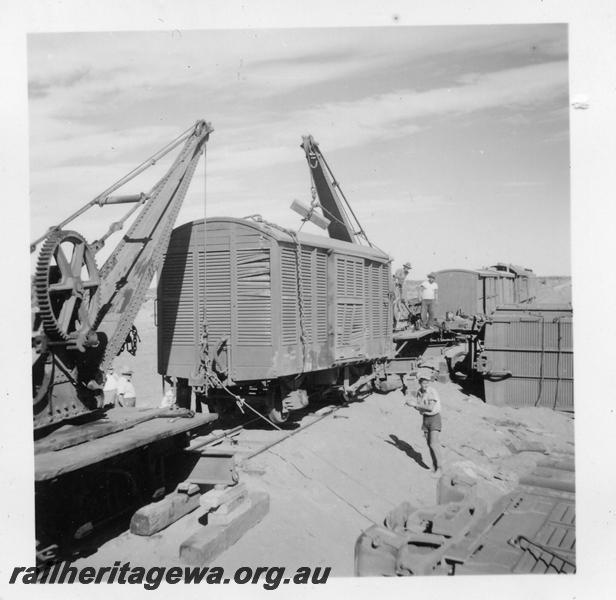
[34,408,170,454]
[393,327,436,341]
[35,412,218,481]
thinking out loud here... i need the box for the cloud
[27,26,569,278]
[362,194,454,223]
[29,122,191,170]
[198,60,568,175]
[27,25,567,118]
[27,27,568,138]
[28,67,91,99]
[28,80,50,99]
[28,56,568,239]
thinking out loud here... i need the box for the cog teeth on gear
[33,230,100,344]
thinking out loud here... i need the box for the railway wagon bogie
[158,217,394,420]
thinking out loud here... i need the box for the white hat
[417,368,432,382]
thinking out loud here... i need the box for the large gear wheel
[34,230,101,348]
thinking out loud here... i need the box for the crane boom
[31,120,213,430]
[301,135,372,246]
[96,121,212,367]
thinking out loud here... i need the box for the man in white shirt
[103,366,119,407]
[418,272,438,328]
[116,366,137,407]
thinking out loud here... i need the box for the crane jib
[300,135,373,248]
[96,125,212,368]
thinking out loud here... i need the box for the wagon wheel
[267,406,289,425]
[34,230,100,350]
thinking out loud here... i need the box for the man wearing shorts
[406,375,443,476]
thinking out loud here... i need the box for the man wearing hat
[392,262,412,329]
[394,262,412,293]
[418,272,438,328]
[116,365,137,407]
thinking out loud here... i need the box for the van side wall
[158,219,393,384]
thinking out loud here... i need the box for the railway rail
[188,402,346,462]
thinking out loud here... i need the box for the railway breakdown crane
[32,120,213,431]
[31,121,221,561]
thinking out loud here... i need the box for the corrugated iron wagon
[434,268,516,319]
[490,263,537,304]
[157,217,394,421]
[477,303,573,411]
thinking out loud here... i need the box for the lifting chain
[308,151,318,204]
[196,322,210,385]
[120,324,141,356]
[288,230,308,374]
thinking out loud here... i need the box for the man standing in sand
[116,366,137,407]
[406,375,443,476]
[418,272,438,328]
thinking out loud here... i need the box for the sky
[27,24,570,276]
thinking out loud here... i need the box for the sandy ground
[74,380,574,576]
